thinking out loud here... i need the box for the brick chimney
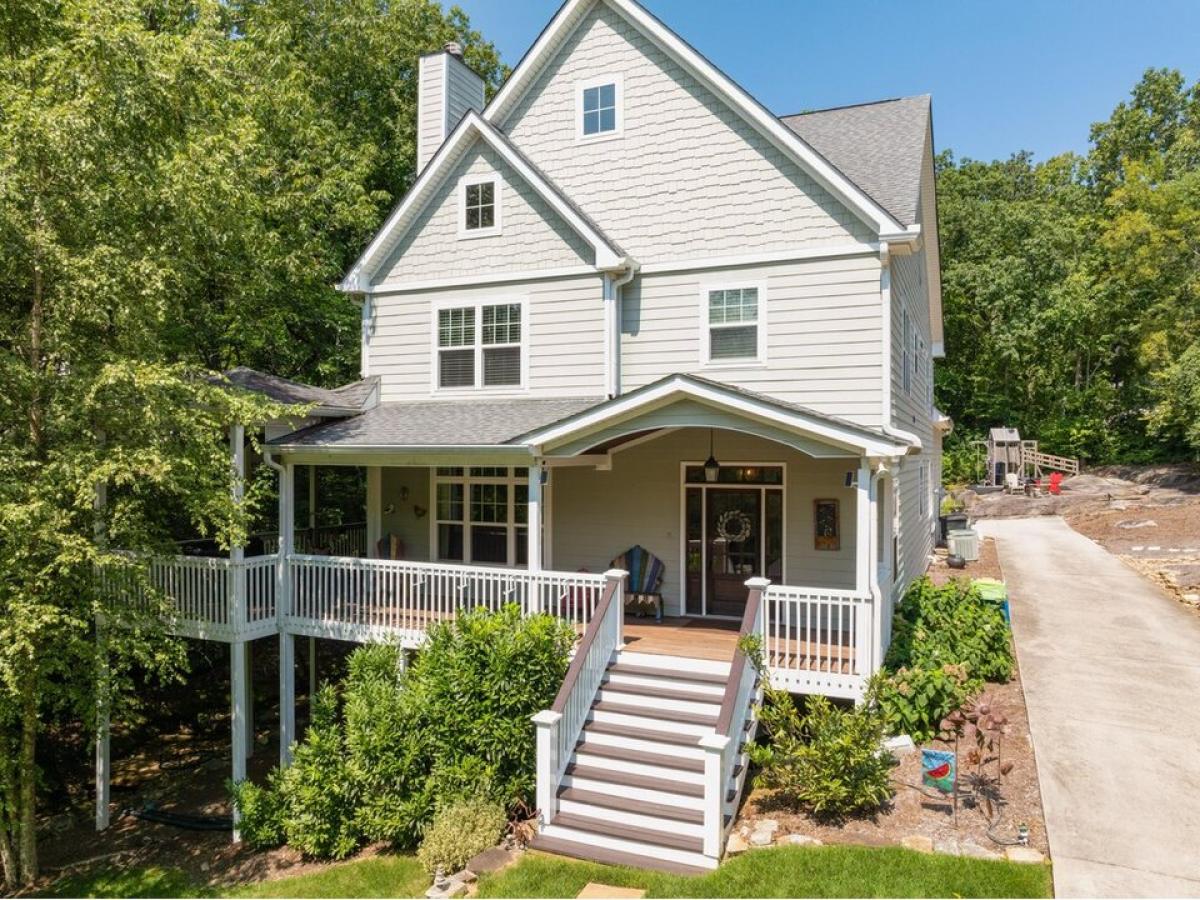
[417,42,485,172]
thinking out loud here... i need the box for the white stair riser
[604,672,725,697]
[577,731,705,761]
[590,709,712,736]
[616,651,730,677]
[596,688,721,716]
[556,799,704,837]
[561,774,703,810]
[539,823,718,869]
[573,752,704,785]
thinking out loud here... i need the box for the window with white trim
[459,176,499,236]
[704,286,762,363]
[433,467,529,566]
[436,301,524,390]
[576,76,622,141]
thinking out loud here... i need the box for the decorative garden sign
[922,748,956,794]
[814,498,839,551]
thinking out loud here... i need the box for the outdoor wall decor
[814,498,839,551]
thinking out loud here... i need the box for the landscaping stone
[453,869,477,884]
[900,835,934,853]
[780,834,823,847]
[883,734,916,756]
[577,884,646,899]
[749,829,774,847]
[725,832,750,855]
[958,840,1002,860]
[1004,846,1046,864]
[465,847,514,874]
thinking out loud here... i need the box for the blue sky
[457,0,1199,163]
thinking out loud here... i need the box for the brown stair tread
[557,787,704,824]
[582,720,704,748]
[564,763,704,798]
[528,835,710,877]
[608,662,728,685]
[593,701,718,727]
[601,677,722,704]
[574,740,704,773]
[551,812,704,853]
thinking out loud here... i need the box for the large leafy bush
[749,688,892,818]
[231,605,574,859]
[874,577,1013,741]
[416,797,507,877]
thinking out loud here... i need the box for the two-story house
[96,0,946,873]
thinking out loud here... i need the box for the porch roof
[217,367,379,416]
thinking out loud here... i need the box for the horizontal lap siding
[380,467,431,559]
[499,2,874,263]
[551,428,859,616]
[370,275,606,401]
[621,256,885,426]
[374,141,593,284]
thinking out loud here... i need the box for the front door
[705,489,761,617]
[684,464,784,618]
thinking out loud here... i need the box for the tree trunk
[29,263,44,453]
[17,686,37,884]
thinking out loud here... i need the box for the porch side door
[704,489,762,617]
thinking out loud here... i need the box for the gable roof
[218,367,378,416]
[781,96,930,227]
[484,0,913,240]
[339,111,625,292]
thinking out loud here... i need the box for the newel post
[532,709,562,827]
[698,732,730,859]
[603,568,626,646]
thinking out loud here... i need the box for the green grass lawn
[476,846,1053,899]
[44,845,1051,899]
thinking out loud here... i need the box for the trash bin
[942,512,969,544]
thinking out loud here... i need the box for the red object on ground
[1048,472,1064,495]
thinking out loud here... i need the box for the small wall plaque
[814,498,840,551]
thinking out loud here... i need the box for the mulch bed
[735,539,1049,861]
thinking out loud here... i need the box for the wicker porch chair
[609,545,665,623]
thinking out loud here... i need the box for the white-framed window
[901,308,912,394]
[432,467,529,566]
[700,283,766,366]
[575,75,623,142]
[458,175,500,237]
[434,299,526,391]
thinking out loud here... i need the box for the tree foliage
[937,68,1200,462]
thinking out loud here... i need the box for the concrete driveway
[978,517,1200,897]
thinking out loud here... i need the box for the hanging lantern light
[704,429,720,483]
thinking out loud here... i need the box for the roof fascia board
[339,110,624,292]
[485,0,906,237]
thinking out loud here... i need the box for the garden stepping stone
[726,832,750,855]
[780,834,823,846]
[1004,847,1046,864]
[900,835,934,853]
[576,884,646,899]
[465,847,514,874]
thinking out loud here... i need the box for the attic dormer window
[576,76,623,141]
[460,175,500,237]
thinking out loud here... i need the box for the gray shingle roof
[219,367,377,412]
[271,397,605,448]
[780,95,930,226]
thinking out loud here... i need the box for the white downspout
[606,262,638,398]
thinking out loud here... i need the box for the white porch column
[366,465,382,557]
[279,632,295,767]
[277,461,296,766]
[230,639,247,842]
[527,463,544,573]
[243,640,254,758]
[855,458,872,595]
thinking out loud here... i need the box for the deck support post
[366,466,381,557]
[308,636,317,700]
[230,639,248,842]
[243,640,254,758]
[698,733,730,859]
[279,631,295,766]
[95,628,111,831]
[527,463,544,574]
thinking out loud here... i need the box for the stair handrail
[699,576,769,860]
[532,568,626,828]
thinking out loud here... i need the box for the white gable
[372,137,596,286]
[494,1,877,264]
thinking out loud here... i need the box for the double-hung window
[436,301,524,390]
[434,467,529,566]
[703,285,763,364]
[577,76,622,140]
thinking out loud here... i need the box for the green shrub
[229,774,285,849]
[749,689,893,818]
[416,797,507,876]
[277,684,362,859]
[868,664,977,743]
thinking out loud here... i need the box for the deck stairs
[529,650,757,875]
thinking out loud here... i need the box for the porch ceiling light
[704,429,720,483]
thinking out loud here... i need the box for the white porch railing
[762,584,875,699]
[261,522,367,557]
[285,555,607,642]
[533,569,626,826]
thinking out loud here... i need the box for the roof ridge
[778,94,929,120]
